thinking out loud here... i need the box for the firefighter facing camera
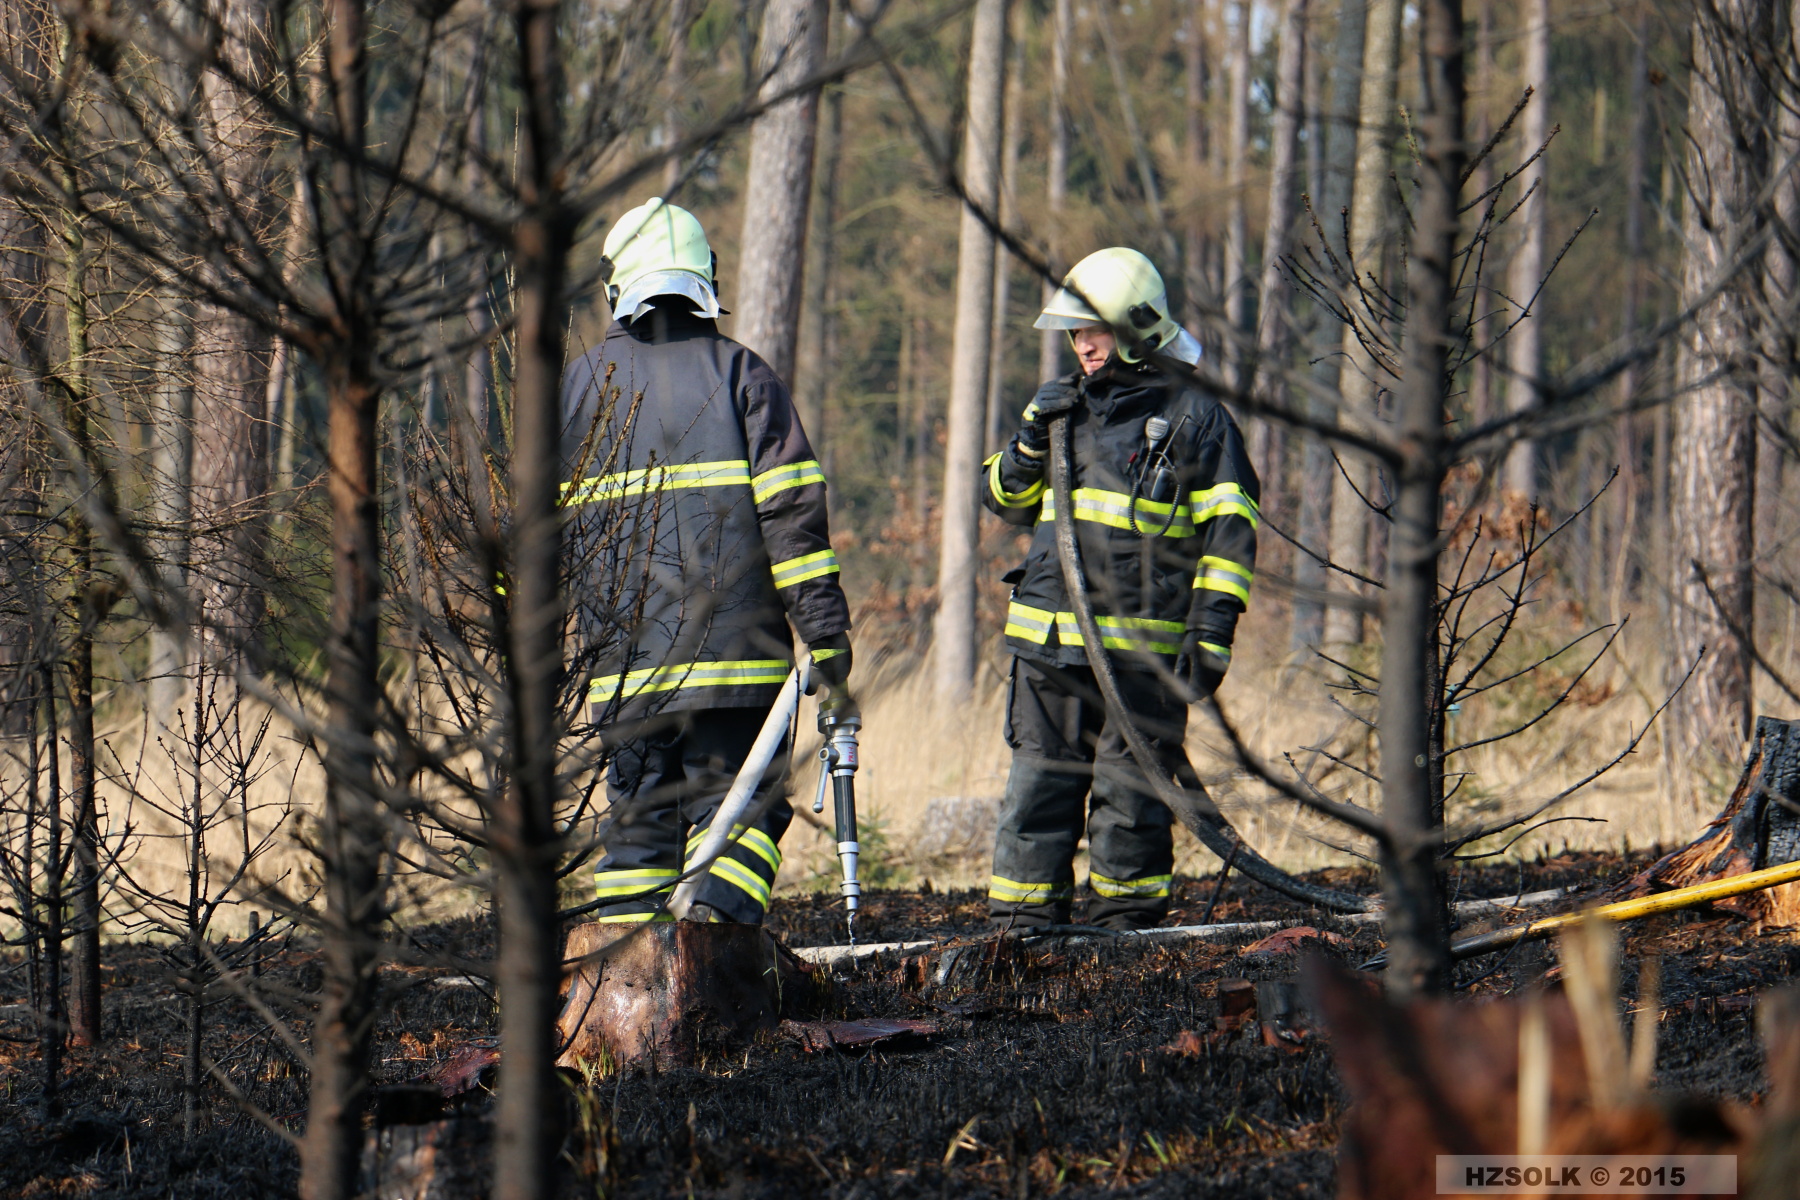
[564,198,853,927]
[982,247,1258,932]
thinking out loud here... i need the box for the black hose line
[1047,413,1376,915]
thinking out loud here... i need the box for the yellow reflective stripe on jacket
[563,459,753,505]
[989,875,1074,903]
[593,911,676,924]
[1194,555,1255,602]
[1003,601,1183,655]
[686,825,783,874]
[593,867,679,900]
[770,548,841,589]
[986,451,1046,509]
[751,459,827,504]
[1004,600,1056,644]
[1054,613,1185,656]
[588,658,792,702]
[1040,488,1196,537]
[1198,641,1232,663]
[1089,871,1174,899]
[1188,482,1259,526]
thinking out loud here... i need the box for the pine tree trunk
[1381,0,1464,1000]
[797,72,844,444]
[1325,0,1401,648]
[734,0,827,382]
[191,0,276,657]
[1501,0,1549,498]
[1610,0,1649,622]
[1225,0,1251,379]
[1667,0,1774,776]
[298,2,386,1197]
[1252,0,1309,585]
[1180,0,1210,334]
[1292,0,1365,652]
[933,0,1007,701]
[1040,0,1071,384]
[986,26,1022,456]
[493,0,573,1189]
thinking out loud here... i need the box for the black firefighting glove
[806,633,853,695]
[1180,633,1231,702]
[1013,376,1082,461]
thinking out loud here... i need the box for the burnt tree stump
[556,921,825,1068]
[1625,716,1800,928]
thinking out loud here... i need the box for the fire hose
[1356,856,1800,970]
[667,662,864,943]
[1046,411,1376,915]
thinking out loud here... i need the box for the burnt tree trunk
[1378,0,1463,999]
[1628,716,1800,928]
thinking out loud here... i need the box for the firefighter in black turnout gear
[982,247,1258,931]
[563,198,852,926]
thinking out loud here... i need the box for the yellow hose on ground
[1450,857,1800,959]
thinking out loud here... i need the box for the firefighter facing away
[563,198,852,926]
[982,247,1258,931]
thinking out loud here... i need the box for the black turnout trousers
[593,707,792,925]
[990,657,1194,930]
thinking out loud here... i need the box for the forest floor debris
[1,849,1796,1198]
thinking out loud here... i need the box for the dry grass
[5,598,1771,938]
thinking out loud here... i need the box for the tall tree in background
[1668,0,1772,774]
[1756,1,1799,578]
[1224,0,1251,378]
[734,0,827,382]
[1292,0,1364,651]
[1502,0,1550,497]
[1181,0,1210,333]
[1324,0,1400,648]
[987,21,1023,455]
[1250,0,1308,538]
[798,2,844,443]
[1039,0,1071,385]
[934,0,1007,701]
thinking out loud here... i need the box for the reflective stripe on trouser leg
[988,754,1089,926]
[1085,761,1176,931]
[677,707,793,924]
[684,823,783,918]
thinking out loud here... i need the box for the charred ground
[2,850,1794,1198]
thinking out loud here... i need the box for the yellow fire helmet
[1034,247,1198,364]
[600,197,723,321]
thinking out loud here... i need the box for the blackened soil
[3,852,1795,1199]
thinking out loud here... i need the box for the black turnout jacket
[981,360,1259,671]
[561,306,850,716]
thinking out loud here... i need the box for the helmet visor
[1033,285,1104,331]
